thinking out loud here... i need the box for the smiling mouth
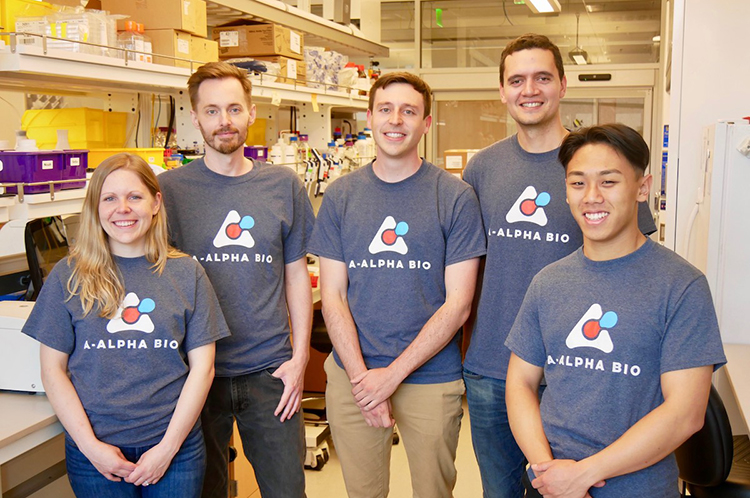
[113,220,136,228]
[520,102,543,108]
[584,212,609,222]
[384,132,405,138]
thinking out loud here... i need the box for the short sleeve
[505,278,547,367]
[444,187,486,266]
[462,157,478,190]
[184,265,232,352]
[282,177,315,264]
[308,185,345,262]
[660,275,726,374]
[21,265,76,354]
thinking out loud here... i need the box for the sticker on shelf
[220,31,239,48]
[271,91,281,106]
[311,94,319,112]
[290,31,301,54]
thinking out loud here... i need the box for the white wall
[665,0,750,253]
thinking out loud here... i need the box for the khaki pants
[324,354,465,498]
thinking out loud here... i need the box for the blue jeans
[200,369,306,498]
[464,367,526,498]
[65,429,206,498]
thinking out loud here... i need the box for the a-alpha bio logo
[368,216,409,255]
[107,292,156,334]
[213,210,255,249]
[566,304,619,353]
[505,186,551,226]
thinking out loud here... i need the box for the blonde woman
[22,153,230,498]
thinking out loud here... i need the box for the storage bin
[21,108,128,150]
[62,150,88,189]
[87,148,164,169]
[0,150,63,194]
[244,146,268,161]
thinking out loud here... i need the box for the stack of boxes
[443,149,480,179]
[100,0,218,67]
[213,21,306,84]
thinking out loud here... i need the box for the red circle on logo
[226,223,242,239]
[520,199,538,216]
[583,320,601,340]
[382,229,397,245]
[122,307,140,325]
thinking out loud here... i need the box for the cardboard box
[443,149,479,170]
[100,0,207,38]
[254,56,306,84]
[145,29,191,68]
[191,35,218,64]
[213,21,304,61]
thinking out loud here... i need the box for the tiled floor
[304,398,483,497]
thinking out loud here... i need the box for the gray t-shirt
[22,256,230,447]
[506,239,726,498]
[308,161,486,384]
[159,158,314,377]
[463,134,657,380]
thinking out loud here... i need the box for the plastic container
[22,108,128,150]
[269,138,283,165]
[117,20,143,62]
[243,146,268,161]
[0,150,63,194]
[87,148,164,169]
[62,150,88,189]
[284,136,298,172]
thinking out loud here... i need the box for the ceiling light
[526,0,561,14]
[568,14,590,64]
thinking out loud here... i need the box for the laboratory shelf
[206,0,389,58]
[0,43,368,108]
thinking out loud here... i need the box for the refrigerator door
[706,123,750,344]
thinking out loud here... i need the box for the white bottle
[269,138,284,165]
[285,136,299,173]
[356,133,369,167]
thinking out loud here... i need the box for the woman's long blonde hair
[67,153,186,318]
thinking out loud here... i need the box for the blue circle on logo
[600,311,618,328]
[240,216,255,230]
[536,192,551,207]
[138,298,156,314]
[395,221,409,236]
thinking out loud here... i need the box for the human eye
[404,108,416,115]
[229,106,242,114]
[206,108,218,116]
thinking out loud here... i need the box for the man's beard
[199,123,247,155]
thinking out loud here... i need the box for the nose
[116,198,132,213]
[219,109,232,126]
[522,79,539,96]
[388,110,403,125]
[583,182,603,203]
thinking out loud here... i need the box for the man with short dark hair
[505,123,725,498]
[309,71,485,497]
[159,61,314,498]
[462,34,656,497]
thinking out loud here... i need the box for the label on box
[445,155,463,169]
[290,31,301,54]
[183,0,191,16]
[42,160,54,170]
[287,59,297,79]
[177,38,190,55]
[220,31,239,48]
[71,158,80,166]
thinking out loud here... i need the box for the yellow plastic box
[88,148,165,169]
[21,108,128,150]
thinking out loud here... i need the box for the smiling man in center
[309,72,486,497]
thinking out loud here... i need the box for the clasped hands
[350,367,401,428]
[529,459,606,498]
